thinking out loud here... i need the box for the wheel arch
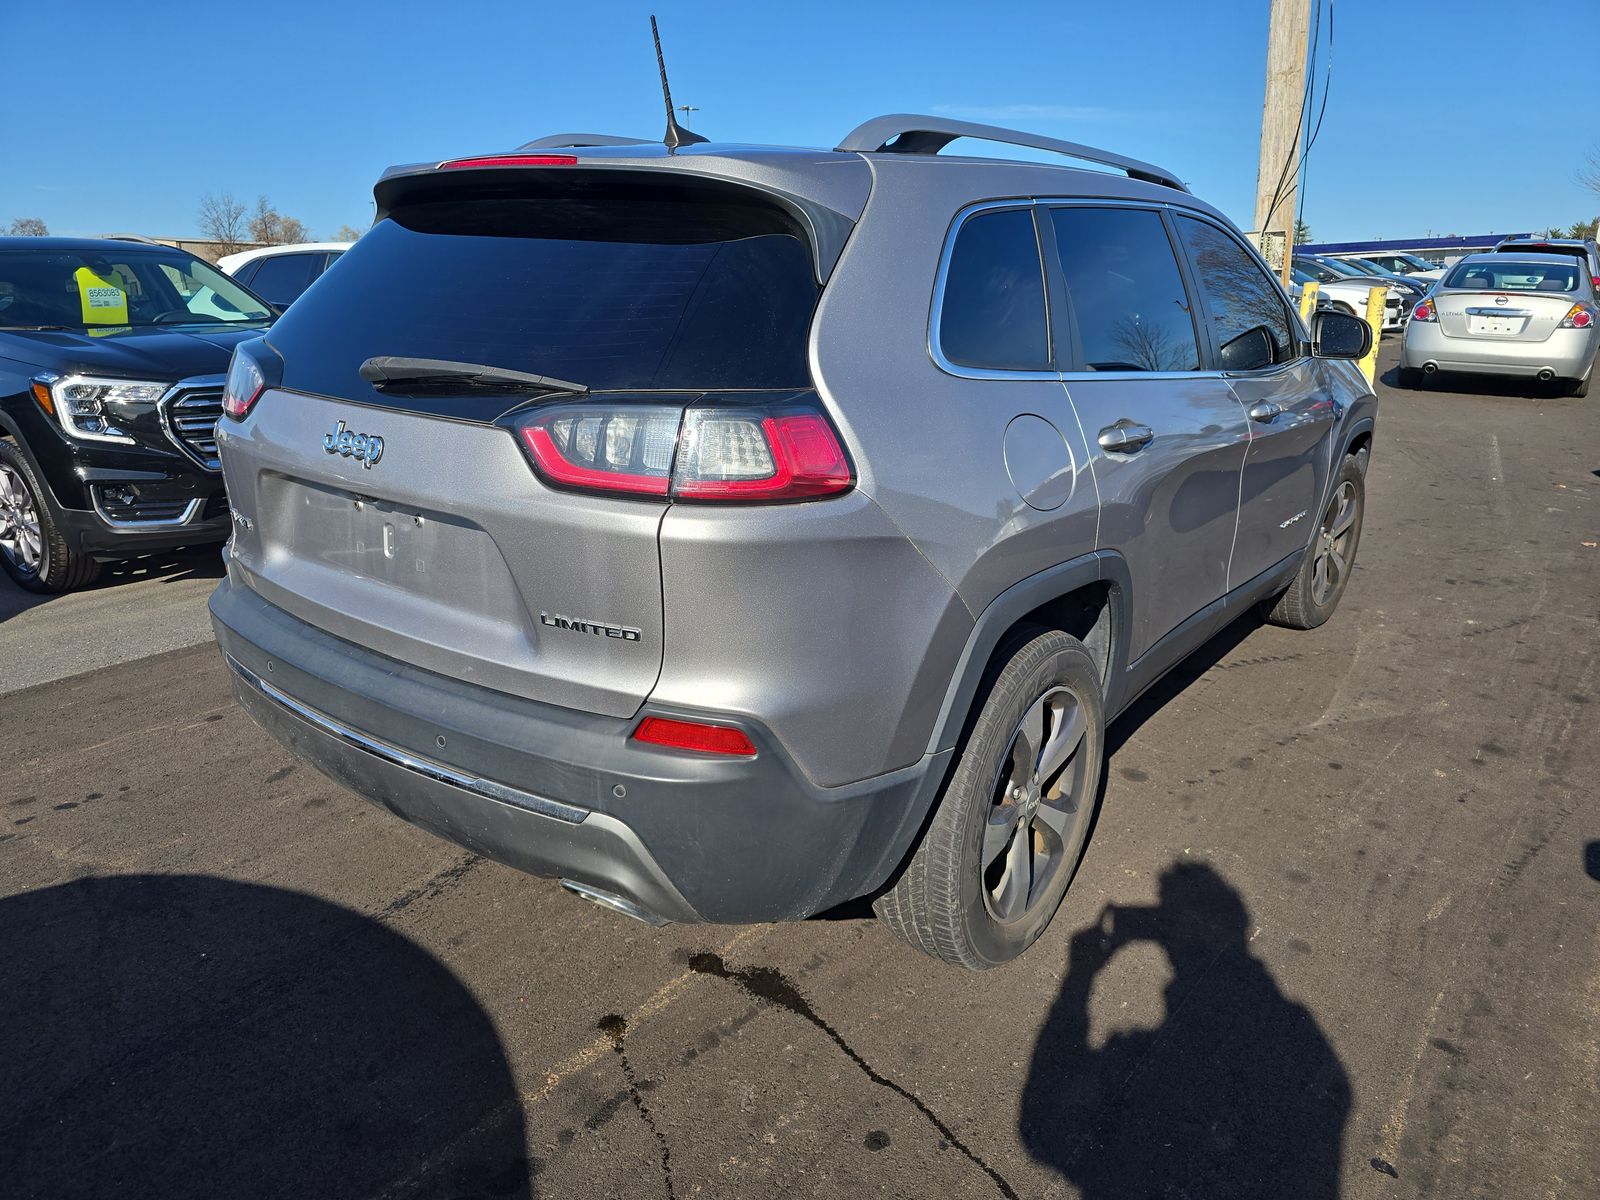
[925,551,1132,758]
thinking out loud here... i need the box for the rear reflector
[633,716,757,757]
[438,154,578,169]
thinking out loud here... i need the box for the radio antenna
[651,15,707,152]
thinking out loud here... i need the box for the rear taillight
[1560,304,1595,330]
[1411,299,1436,322]
[633,716,757,757]
[512,398,853,503]
[222,344,269,419]
[438,153,578,169]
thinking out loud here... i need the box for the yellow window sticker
[75,267,129,325]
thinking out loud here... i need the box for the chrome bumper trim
[225,653,590,825]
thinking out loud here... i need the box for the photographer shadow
[1021,862,1350,1198]
[0,874,532,1199]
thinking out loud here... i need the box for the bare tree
[1580,147,1600,201]
[332,224,363,242]
[6,217,49,236]
[197,192,248,253]
[247,196,310,246]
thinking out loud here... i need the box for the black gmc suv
[0,237,275,591]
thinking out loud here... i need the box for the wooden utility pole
[1254,0,1311,286]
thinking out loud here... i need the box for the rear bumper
[1401,323,1598,379]
[210,575,947,924]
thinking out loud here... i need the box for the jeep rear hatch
[222,171,834,716]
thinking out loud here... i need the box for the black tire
[874,627,1105,970]
[1396,367,1423,389]
[0,439,99,594]
[1265,456,1364,630]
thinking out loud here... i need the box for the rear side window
[1050,207,1199,372]
[938,208,1050,371]
[247,253,321,305]
[268,193,821,402]
[1176,216,1296,371]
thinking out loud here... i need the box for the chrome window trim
[157,374,227,472]
[91,493,205,530]
[225,654,591,826]
[928,199,1060,382]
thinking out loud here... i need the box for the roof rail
[518,133,653,150]
[98,232,164,245]
[835,114,1186,193]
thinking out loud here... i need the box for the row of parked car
[1284,237,1600,397]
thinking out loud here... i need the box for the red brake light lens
[511,399,853,503]
[633,716,757,757]
[673,410,852,500]
[438,154,578,169]
[1411,299,1436,323]
[1560,304,1594,330]
[222,349,267,419]
[516,404,681,496]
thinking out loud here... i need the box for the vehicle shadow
[0,874,532,1199]
[1020,861,1351,1198]
[1379,362,1571,400]
[1585,840,1600,883]
[0,545,223,624]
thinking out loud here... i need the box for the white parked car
[216,242,353,309]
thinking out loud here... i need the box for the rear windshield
[1444,260,1580,292]
[267,193,821,405]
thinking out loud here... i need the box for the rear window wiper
[359,356,589,397]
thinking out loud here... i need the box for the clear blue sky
[6,0,1594,243]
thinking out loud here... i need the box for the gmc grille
[162,387,224,470]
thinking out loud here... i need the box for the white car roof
[217,242,354,275]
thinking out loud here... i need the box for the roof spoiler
[517,134,653,150]
[835,113,1186,193]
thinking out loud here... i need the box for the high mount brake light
[512,399,853,503]
[438,154,579,169]
[1411,299,1436,322]
[633,716,757,757]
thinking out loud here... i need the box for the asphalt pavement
[3,341,1597,1199]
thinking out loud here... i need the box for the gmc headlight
[33,374,167,444]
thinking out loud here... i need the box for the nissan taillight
[1559,304,1595,330]
[1411,299,1437,323]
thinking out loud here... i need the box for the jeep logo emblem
[322,420,384,469]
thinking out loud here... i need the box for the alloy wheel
[1311,480,1359,605]
[982,685,1093,923]
[0,461,42,576]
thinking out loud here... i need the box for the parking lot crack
[687,951,1020,1200]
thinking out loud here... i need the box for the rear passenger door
[1045,204,1251,664]
[1173,214,1334,590]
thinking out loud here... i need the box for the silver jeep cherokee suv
[211,116,1377,968]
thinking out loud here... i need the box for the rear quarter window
[937,207,1051,372]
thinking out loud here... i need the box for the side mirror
[1217,325,1274,372]
[1310,310,1371,360]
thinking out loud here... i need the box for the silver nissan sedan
[1400,252,1598,395]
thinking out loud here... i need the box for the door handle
[1248,401,1283,423]
[1098,421,1154,453]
